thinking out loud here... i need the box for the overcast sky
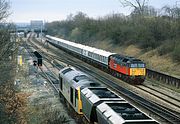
[8,0,179,23]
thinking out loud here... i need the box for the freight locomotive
[59,66,158,124]
[46,35,146,84]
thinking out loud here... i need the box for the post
[40,22,43,43]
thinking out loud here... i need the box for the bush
[172,42,180,62]
[158,40,175,56]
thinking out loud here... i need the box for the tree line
[0,0,14,60]
[0,1,19,124]
[46,1,180,62]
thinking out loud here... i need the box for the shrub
[172,42,180,62]
[158,40,175,56]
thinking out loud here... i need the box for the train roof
[87,87,121,99]
[96,101,158,124]
[82,45,96,52]
[82,45,114,57]
[46,35,145,63]
[94,49,115,57]
[59,66,85,81]
[59,66,102,89]
[81,87,124,103]
[111,54,144,63]
[46,35,76,47]
[46,35,62,42]
[46,35,115,57]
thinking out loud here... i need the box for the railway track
[79,65,180,124]
[145,84,180,101]
[136,85,180,109]
[50,53,180,123]
[23,38,87,124]
[27,36,180,124]
[44,48,180,123]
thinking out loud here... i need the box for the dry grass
[123,45,141,57]
[90,40,126,54]
[0,81,31,124]
[0,60,17,123]
[91,40,112,50]
[15,92,31,124]
[139,50,180,76]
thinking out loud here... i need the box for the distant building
[16,23,30,32]
[30,20,43,31]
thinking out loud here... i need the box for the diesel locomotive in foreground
[59,66,158,124]
[46,35,146,84]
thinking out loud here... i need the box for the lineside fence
[147,69,180,88]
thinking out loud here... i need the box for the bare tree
[119,0,149,16]
[0,0,11,59]
[161,5,180,21]
[0,0,10,21]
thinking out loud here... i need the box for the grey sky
[9,0,179,23]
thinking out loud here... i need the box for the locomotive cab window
[122,58,129,63]
[127,63,130,67]
[131,64,137,68]
[75,89,78,107]
[138,63,145,68]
